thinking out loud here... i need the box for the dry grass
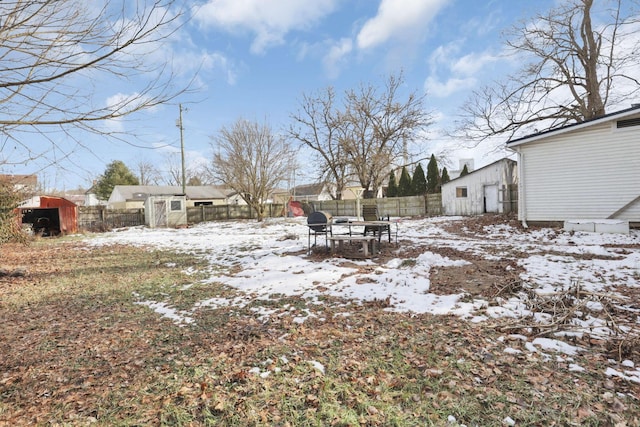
[0,235,638,426]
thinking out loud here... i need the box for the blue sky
[6,0,565,190]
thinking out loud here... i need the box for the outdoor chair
[362,205,391,243]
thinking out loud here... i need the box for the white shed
[441,158,517,216]
[144,195,187,228]
[506,105,640,228]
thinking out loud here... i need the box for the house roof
[0,174,37,187]
[442,157,516,184]
[506,104,640,148]
[112,185,228,201]
[293,183,326,197]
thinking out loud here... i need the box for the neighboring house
[225,191,249,205]
[0,174,37,193]
[84,193,103,207]
[84,182,106,206]
[506,104,640,227]
[107,185,228,209]
[291,183,333,202]
[441,158,518,216]
[23,191,102,208]
[59,192,103,207]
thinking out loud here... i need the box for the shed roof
[506,104,640,148]
[39,195,77,208]
[442,158,516,184]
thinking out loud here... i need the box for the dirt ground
[305,215,528,298]
[1,215,639,426]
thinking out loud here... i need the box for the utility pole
[177,104,186,195]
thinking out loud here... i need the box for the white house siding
[517,120,640,222]
[107,185,229,209]
[441,159,517,216]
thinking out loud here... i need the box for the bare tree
[163,153,209,187]
[164,153,185,187]
[209,119,297,221]
[136,161,162,186]
[290,74,432,199]
[341,74,432,198]
[289,87,349,200]
[455,0,640,143]
[0,0,190,166]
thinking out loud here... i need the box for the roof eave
[506,105,640,148]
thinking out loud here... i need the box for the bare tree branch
[290,73,432,199]
[288,87,350,200]
[209,119,297,221]
[453,0,640,144]
[341,73,432,198]
[0,0,194,165]
[136,160,163,185]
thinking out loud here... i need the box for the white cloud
[425,76,476,98]
[323,38,353,79]
[356,0,451,50]
[451,51,500,76]
[195,0,339,54]
[425,41,501,98]
[168,49,237,85]
[201,52,238,85]
[428,41,462,68]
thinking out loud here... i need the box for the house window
[170,200,182,211]
[456,187,468,198]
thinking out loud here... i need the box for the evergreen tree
[94,160,140,200]
[386,171,398,197]
[398,166,412,197]
[426,154,440,193]
[412,163,427,195]
[460,164,470,177]
[441,167,451,184]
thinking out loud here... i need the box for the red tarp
[288,200,305,217]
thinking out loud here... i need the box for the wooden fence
[505,184,519,214]
[78,207,145,231]
[77,204,286,231]
[186,203,285,223]
[77,194,451,230]
[310,194,442,218]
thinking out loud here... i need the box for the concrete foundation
[564,219,630,234]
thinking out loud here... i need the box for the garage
[20,196,78,236]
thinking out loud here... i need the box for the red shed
[20,196,78,235]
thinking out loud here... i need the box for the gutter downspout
[517,149,528,228]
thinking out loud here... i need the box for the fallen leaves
[1,229,639,426]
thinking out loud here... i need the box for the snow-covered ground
[86,216,640,383]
